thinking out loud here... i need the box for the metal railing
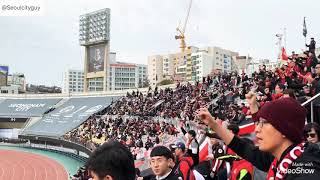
[0,83,180,98]
[301,92,320,123]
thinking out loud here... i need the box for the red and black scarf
[267,143,305,180]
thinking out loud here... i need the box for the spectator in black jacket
[304,123,320,148]
[86,140,136,180]
[186,130,200,166]
[313,63,320,94]
[148,146,178,180]
[197,93,320,180]
[306,38,316,54]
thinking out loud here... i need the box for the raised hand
[196,108,215,128]
[245,91,257,106]
[245,91,259,114]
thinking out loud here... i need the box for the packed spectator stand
[70,42,320,179]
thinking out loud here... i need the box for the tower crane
[175,0,193,52]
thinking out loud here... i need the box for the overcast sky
[0,0,319,86]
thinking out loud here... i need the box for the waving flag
[280,47,288,61]
[303,17,307,37]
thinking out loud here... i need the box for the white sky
[0,0,319,86]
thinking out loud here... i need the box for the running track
[0,150,68,180]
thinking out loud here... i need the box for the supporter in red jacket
[272,83,284,101]
[172,142,195,180]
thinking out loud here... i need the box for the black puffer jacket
[148,170,179,180]
[228,136,320,180]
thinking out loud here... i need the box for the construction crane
[175,0,193,52]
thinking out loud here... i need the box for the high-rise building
[0,65,9,87]
[7,73,26,92]
[108,62,147,91]
[0,86,19,94]
[148,55,164,86]
[148,46,238,85]
[191,52,215,82]
[63,70,84,93]
[198,47,238,73]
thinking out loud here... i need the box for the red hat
[255,98,307,143]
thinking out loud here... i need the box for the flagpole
[303,17,307,50]
[305,36,307,50]
[284,27,287,49]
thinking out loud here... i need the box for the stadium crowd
[65,115,179,152]
[70,39,320,180]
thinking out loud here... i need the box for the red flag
[199,141,209,162]
[281,47,288,60]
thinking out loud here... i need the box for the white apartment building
[191,52,215,82]
[148,55,164,86]
[137,64,148,87]
[162,54,175,79]
[199,47,238,73]
[148,46,238,85]
[108,62,147,91]
[63,70,84,93]
[190,47,239,81]
[0,85,19,94]
[7,73,26,92]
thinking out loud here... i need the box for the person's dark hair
[276,83,285,90]
[150,146,174,160]
[155,136,160,144]
[188,130,196,138]
[206,132,221,139]
[135,168,141,177]
[283,89,296,99]
[85,140,135,180]
[227,123,240,135]
[304,123,320,141]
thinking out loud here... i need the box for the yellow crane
[175,0,193,52]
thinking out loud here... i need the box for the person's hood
[295,143,320,170]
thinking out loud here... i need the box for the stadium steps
[53,98,70,108]
[20,117,43,134]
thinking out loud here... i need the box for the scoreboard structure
[79,8,110,92]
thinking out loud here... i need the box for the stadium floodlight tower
[79,8,110,92]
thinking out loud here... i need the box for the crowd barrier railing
[301,92,320,123]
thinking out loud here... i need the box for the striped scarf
[267,143,305,180]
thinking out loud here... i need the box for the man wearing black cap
[171,142,196,180]
[148,146,178,180]
[197,92,320,179]
[306,38,316,54]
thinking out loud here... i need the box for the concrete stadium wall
[18,135,92,157]
[0,83,180,99]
